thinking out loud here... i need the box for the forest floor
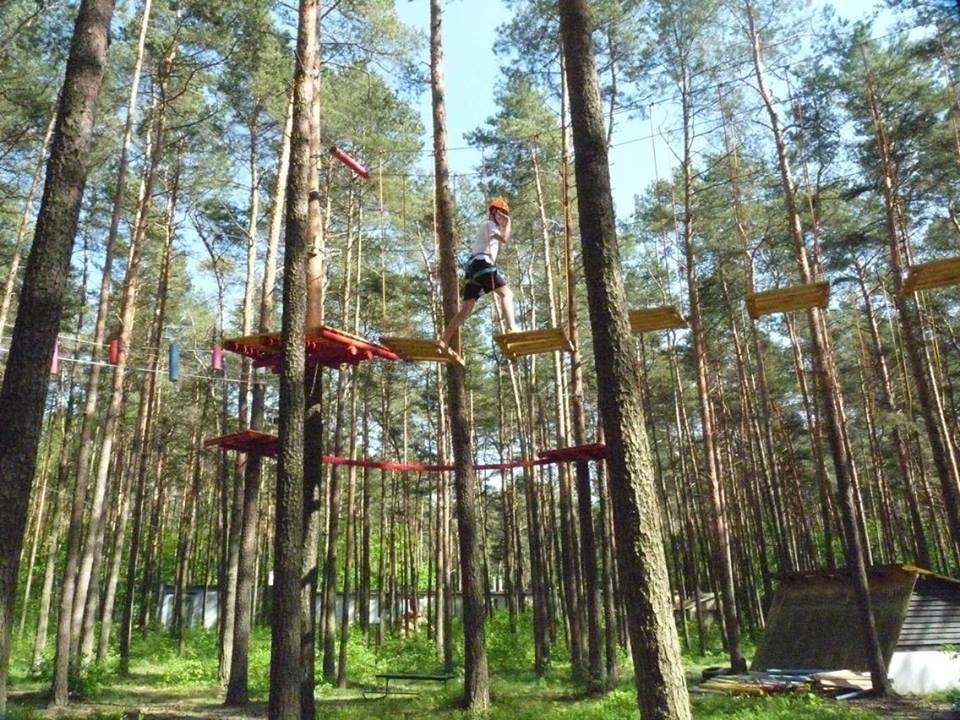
[9,667,959,719]
[5,627,959,719]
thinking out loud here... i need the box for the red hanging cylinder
[329,145,369,179]
[108,337,120,365]
[50,340,59,375]
[212,343,223,371]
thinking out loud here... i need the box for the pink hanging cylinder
[212,343,223,371]
[329,145,369,179]
[50,341,59,375]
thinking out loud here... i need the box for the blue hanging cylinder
[168,342,180,382]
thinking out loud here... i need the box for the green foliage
[946,687,960,709]
[71,661,115,700]
[127,629,223,688]
[486,611,535,673]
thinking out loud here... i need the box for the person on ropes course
[438,196,519,349]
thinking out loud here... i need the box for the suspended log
[629,305,688,333]
[745,281,829,320]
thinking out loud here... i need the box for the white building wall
[889,650,960,695]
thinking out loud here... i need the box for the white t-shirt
[469,218,504,263]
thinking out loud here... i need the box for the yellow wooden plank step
[745,281,830,320]
[629,305,688,333]
[380,336,464,367]
[495,328,573,360]
[904,257,960,294]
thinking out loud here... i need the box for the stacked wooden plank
[495,327,573,360]
[379,336,464,367]
[629,305,688,333]
[903,257,960,294]
[745,281,830,320]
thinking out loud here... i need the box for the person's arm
[499,214,511,245]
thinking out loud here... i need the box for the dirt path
[853,695,960,720]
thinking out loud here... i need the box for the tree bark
[225,91,291,708]
[745,0,890,692]
[559,2,691,718]
[269,0,315,716]
[864,72,960,554]
[430,0,489,709]
[0,0,114,713]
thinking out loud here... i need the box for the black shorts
[461,258,507,301]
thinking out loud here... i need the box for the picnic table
[364,671,457,698]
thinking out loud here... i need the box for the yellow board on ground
[745,281,830,320]
[495,327,573,361]
[629,305,688,333]
[904,257,960,294]
[380,336,464,367]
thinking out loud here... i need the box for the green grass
[4,616,879,719]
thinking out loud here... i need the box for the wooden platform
[538,443,607,463]
[380,336,464,367]
[205,430,280,457]
[904,257,960,294]
[629,305,688,333]
[208,432,609,471]
[745,281,830,320]
[495,327,573,361]
[223,326,398,372]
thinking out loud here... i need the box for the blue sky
[394,0,889,219]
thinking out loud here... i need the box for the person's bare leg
[495,285,519,333]
[440,298,477,347]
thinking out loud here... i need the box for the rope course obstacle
[903,257,960,294]
[204,429,607,471]
[379,336,464,367]
[329,145,370,179]
[494,328,573,360]
[222,325,398,371]
[629,305,688,333]
[745,281,830,320]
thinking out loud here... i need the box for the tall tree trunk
[174,390,210,651]
[556,73,604,688]
[854,263,929,566]
[864,73,960,553]
[745,0,889,692]
[0,0,114,712]
[269,0,315,716]
[226,91,291,708]
[559,2,691,718]
[430,0,489,709]
[62,46,171,693]
[337,371,359,687]
[677,57,746,673]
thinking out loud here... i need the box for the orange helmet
[488,196,510,215]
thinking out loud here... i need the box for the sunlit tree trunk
[430,0,489,708]
[559,1,690,717]
[745,0,889,692]
[269,0,316,715]
[226,91,291,708]
[0,0,114,712]
[864,72,960,554]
